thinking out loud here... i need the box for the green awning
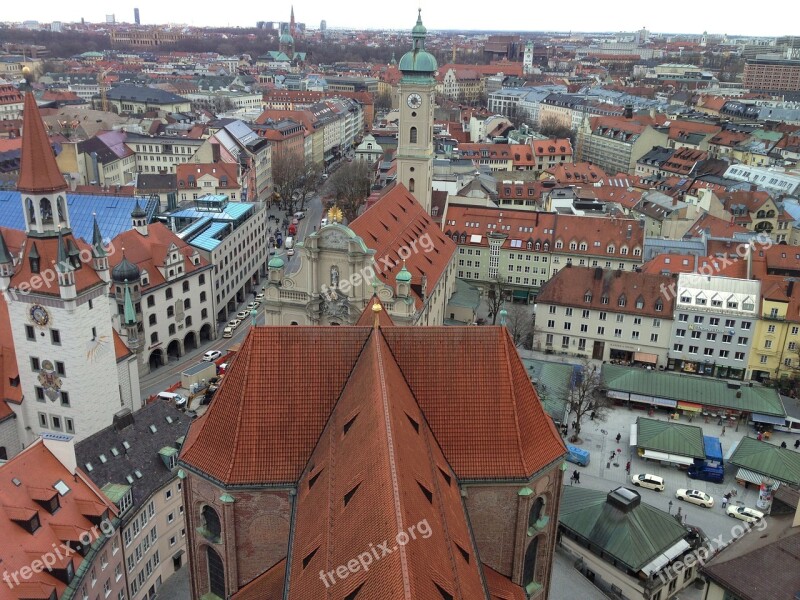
[513,290,529,300]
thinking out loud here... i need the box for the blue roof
[0,191,158,244]
[190,222,229,251]
[170,202,253,222]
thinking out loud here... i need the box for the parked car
[227,319,242,329]
[676,489,714,508]
[236,310,249,319]
[287,248,295,256]
[294,211,305,220]
[320,217,329,227]
[255,293,265,301]
[631,473,665,491]
[157,391,187,408]
[222,326,234,338]
[726,505,764,523]
[246,302,258,310]
[321,173,329,180]
[203,350,222,362]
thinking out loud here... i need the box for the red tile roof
[181,326,564,484]
[8,233,104,297]
[109,223,209,292]
[175,162,239,190]
[545,161,607,184]
[0,439,118,599]
[350,184,456,311]
[552,214,644,259]
[537,267,675,317]
[483,563,526,600]
[231,558,286,600]
[685,213,751,238]
[532,139,573,158]
[355,296,396,327]
[17,93,68,194]
[287,331,489,599]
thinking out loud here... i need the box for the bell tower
[18,93,70,237]
[396,10,437,214]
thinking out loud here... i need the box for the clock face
[30,304,50,328]
[407,93,422,109]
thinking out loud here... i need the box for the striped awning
[677,402,703,412]
[735,468,782,488]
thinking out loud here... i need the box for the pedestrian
[718,417,723,426]
[625,461,631,474]
[781,441,787,449]
[590,411,596,421]
[757,432,763,441]
[721,496,728,509]
[795,439,800,450]
[573,470,580,484]
[616,432,622,444]
[721,426,726,437]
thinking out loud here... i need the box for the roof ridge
[501,328,531,475]
[222,333,253,483]
[372,331,413,598]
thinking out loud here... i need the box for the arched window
[206,547,225,598]
[26,198,35,223]
[39,198,53,224]
[528,497,544,529]
[56,196,66,222]
[201,506,221,542]
[409,178,415,192]
[523,537,540,587]
[410,127,418,144]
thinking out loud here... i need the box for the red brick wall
[463,462,563,598]
[184,472,293,596]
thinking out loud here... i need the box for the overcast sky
[3,1,789,38]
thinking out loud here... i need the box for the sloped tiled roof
[231,558,286,600]
[181,326,565,484]
[287,330,489,599]
[0,439,118,598]
[350,184,456,311]
[17,93,68,194]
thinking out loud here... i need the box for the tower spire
[18,93,67,194]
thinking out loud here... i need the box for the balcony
[763,313,785,321]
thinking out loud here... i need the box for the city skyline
[0,1,792,38]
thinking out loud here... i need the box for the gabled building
[108,214,216,374]
[101,85,191,115]
[534,267,674,365]
[577,115,669,175]
[175,162,241,202]
[76,130,137,186]
[179,319,566,599]
[0,434,125,600]
[76,402,192,600]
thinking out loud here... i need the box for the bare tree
[271,151,307,213]
[504,303,534,347]
[296,161,323,210]
[328,160,374,223]
[374,90,393,111]
[537,116,576,147]
[566,359,609,443]
[484,276,508,325]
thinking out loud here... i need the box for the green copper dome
[268,256,285,269]
[396,264,412,283]
[398,10,437,75]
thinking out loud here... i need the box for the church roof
[180,326,565,485]
[181,324,559,597]
[350,184,455,311]
[355,296,395,327]
[17,93,68,194]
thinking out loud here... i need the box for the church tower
[6,93,132,444]
[396,10,436,214]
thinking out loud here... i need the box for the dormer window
[584,291,593,302]
[618,295,627,307]
[635,296,644,309]
[607,245,615,253]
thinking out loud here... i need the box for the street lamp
[668,500,673,514]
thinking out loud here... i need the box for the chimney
[624,104,633,119]
[594,267,603,280]
[746,243,753,280]
[788,280,795,297]
[113,408,135,431]
[41,432,77,475]
[694,254,698,274]
[626,224,632,239]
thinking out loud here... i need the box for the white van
[631,473,665,491]
[284,236,294,250]
[157,391,187,408]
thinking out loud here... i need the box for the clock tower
[396,10,437,214]
[2,93,135,446]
